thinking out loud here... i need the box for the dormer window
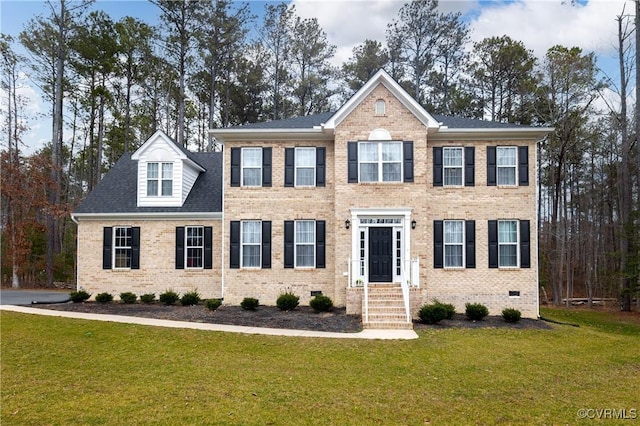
[374,99,386,116]
[147,162,173,196]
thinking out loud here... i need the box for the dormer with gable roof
[131,130,206,207]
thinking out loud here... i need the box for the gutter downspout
[70,214,80,292]
[220,139,225,300]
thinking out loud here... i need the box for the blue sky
[0,0,632,152]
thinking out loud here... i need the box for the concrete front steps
[363,285,414,330]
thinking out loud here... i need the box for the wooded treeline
[1,0,638,309]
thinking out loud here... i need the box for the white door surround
[349,208,412,285]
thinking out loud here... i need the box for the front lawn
[2,307,638,425]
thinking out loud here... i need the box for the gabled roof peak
[323,69,441,130]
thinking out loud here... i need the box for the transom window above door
[359,141,402,182]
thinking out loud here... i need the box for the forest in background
[1,0,638,310]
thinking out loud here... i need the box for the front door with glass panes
[358,218,404,284]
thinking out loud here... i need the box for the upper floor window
[374,99,386,115]
[359,141,402,182]
[147,162,173,196]
[444,220,464,268]
[496,147,517,186]
[242,148,262,187]
[295,147,316,187]
[443,147,463,186]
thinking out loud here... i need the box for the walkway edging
[0,305,419,340]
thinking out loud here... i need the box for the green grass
[2,308,639,425]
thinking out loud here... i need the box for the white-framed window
[359,141,402,182]
[242,148,262,187]
[444,220,464,268]
[295,147,316,187]
[185,226,204,269]
[147,162,173,196]
[497,147,517,186]
[498,220,518,267]
[113,226,132,269]
[443,147,463,186]
[374,99,386,115]
[295,220,315,267]
[241,220,261,267]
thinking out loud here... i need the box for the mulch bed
[30,302,552,332]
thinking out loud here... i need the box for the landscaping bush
[433,299,456,319]
[140,293,155,304]
[465,302,489,321]
[240,297,259,311]
[119,292,137,304]
[205,298,222,311]
[502,308,522,323]
[159,290,179,306]
[180,290,201,306]
[69,290,90,303]
[95,292,114,304]
[276,291,300,311]
[419,303,447,324]
[309,294,333,312]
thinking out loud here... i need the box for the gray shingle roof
[223,111,528,130]
[74,152,222,214]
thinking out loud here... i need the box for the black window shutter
[230,148,241,187]
[433,147,443,187]
[175,227,185,269]
[261,221,271,268]
[465,220,476,268]
[102,227,112,269]
[230,221,240,269]
[518,146,529,186]
[284,221,294,268]
[316,220,326,268]
[403,141,414,183]
[520,220,531,268]
[131,227,140,270]
[465,147,475,187]
[487,146,497,186]
[347,142,358,183]
[488,220,498,268]
[262,147,272,187]
[316,147,326,187]
[204,226,213,269]
[434,220,443,268]
[284,148,295,187]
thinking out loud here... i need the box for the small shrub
[433,299,456,319]
[180,290,201,306]
[69,290,90,303]
[205,298,222,311]
[276,291,300,311]
[309,294,333,312]
[95,292,113,304]
[240,297,259,311]
[502,308,522,323]
[465,302,489,321]
[120,292,137,304]
[419,304,447,324]
[140,293,155,304]
[159,290,179,306]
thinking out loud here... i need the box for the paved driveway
[0,289,71,305]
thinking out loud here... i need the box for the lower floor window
[498,220,518,267]
[242,221,262,267]
[114,226,132,269]
[444,220,464,268]
[186,226,204,268]
[295,220,315,267]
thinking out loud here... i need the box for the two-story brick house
[72,70,551,326]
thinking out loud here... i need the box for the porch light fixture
[345,219,350,229]
[411,220,417,229]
